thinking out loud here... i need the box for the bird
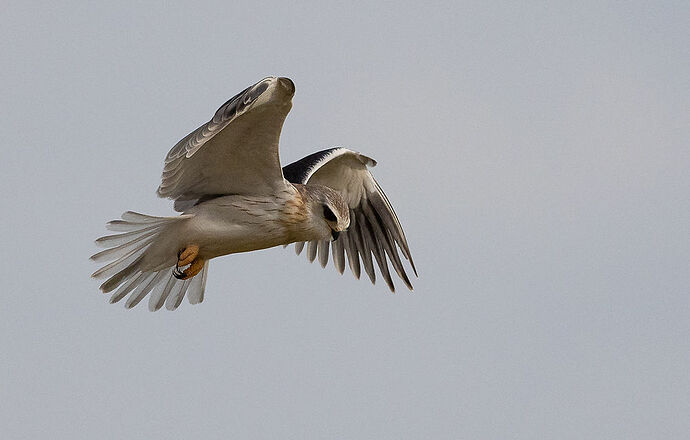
[91,76,417,310]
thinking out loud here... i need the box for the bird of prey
[91,77,417,310]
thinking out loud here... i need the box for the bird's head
[303,185,350,241]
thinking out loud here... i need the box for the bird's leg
[175,257,205,280]
[178,245,199,267]
[173,245,204,280]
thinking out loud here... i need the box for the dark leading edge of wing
[282,148,341,184]
[282,148,417,292]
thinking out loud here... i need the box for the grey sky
[2,1,689,438]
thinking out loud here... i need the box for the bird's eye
[323,205,337,222]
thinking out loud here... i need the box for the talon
[172,253,205,280]
[178,244,199,267]
[173,244,202,280]
[173,267,185,279]
[183,258,205,279]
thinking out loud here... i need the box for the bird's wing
[157,77,295,211]
[283,148,417,291]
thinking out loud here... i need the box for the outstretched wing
[158,77,296,211]
[283,148,417,291]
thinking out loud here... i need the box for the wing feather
[295,241,305,255]
[352,210,376,285]
[317,240,329,268]
[341,228,361,280]
[283,148,416,291]
[358,209,395,291]
[306,240,318,263]
[157,77,294,211]
[331,237,346,274]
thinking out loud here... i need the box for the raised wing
[283,148,417,291]
[157,77,296,211]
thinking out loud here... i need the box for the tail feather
[99,256,143,293]
[149,275,177,312]
[110,271,146,304]
[95,226,161,248]
[105,220,157,232]
[187,262,209,305]
[92,211,207,311]
[119,272,157,307]
[91,230,158,263]
[166,279,190,311]
[125,270,167,309]
[92,248,145,280]
[121,211,170,223]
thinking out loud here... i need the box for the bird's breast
[185,192,313,259]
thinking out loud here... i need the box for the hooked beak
[330,230,340,241]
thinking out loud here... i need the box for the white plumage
[92,77,416,310]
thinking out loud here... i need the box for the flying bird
[91,77,417,310]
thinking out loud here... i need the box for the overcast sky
[2,1,689,439]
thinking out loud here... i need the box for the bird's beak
[331,230,340,241]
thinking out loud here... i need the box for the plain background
[1,1,689,439]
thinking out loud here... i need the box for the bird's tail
[90,211,209,311]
